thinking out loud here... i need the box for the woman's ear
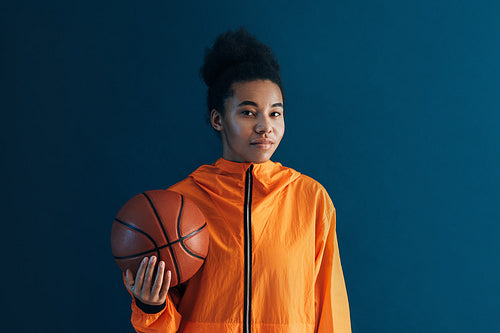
[210,109,223,132]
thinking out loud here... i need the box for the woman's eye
[271,111,281,117]
[242,110,254,116]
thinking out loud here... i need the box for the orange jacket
[129,158,351,332]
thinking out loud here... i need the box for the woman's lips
[251,140,273,150]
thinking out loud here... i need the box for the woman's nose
[255,117,272,133]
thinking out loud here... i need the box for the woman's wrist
[134,296,167,314]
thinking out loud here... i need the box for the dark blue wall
[2,0,499,332]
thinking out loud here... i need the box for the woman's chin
[247,153,274,164]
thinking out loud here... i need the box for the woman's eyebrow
[237,101,283,108]
[237,101,258,107]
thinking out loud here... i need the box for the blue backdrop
[2,0,499,332]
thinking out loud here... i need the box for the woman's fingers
[134,257,149,292]
[159,270,172,301]
[151,261,165,297]
[140,256,156,298]
[125,269,134,289]
[125,256,170,305]
[144,256,157,285]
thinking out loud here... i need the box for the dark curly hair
[200,27,284,124]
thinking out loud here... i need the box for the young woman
[124,27,351,332]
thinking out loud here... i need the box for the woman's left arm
[314,200,351,333]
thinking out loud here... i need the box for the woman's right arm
[124,256,183,332]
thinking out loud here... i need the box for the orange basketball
[111,190,209,287]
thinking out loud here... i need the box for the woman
[124,27,351,332]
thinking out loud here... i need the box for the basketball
[111,190,209,287]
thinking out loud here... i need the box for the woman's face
[211,79,285,163]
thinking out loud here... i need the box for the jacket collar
[204,157,301,190]
[213,158,276,175]
[189,157,301,194]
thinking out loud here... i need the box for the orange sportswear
[128,158,351,332]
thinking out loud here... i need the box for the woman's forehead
[229,80,283,107]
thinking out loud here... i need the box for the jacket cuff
[133,296,167,314]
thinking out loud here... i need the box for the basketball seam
[179,221,208,260]
[112,220,207,260]
[175,194,185,282]
[142,191,182,286]
[113,218,160,260]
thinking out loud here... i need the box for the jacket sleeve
[314,199,351,333]
[123,274,183,332]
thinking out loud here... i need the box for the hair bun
[201,27,280,87]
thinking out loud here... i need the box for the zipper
[243,164,254,333]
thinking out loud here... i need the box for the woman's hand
[125,256,172,306]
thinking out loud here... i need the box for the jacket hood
[188,158,302,203]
